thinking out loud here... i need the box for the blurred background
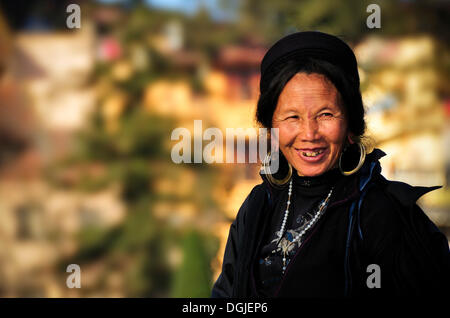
[0,0,448,297]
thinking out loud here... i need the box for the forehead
[277,73,341,110]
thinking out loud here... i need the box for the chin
[295,165,328,177]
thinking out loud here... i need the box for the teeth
[302,149,324,157]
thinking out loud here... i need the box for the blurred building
[143,25,266,280]
[356,35,450,239]
[0,7,126,296]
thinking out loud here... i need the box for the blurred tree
[184,6,240,57]
[171,230,212,298]
[54,2,224,297]
[236,0,366,44]
[236,0,450,44]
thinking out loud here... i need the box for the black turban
[260,31,360,93]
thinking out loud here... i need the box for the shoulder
[359,174,444,248]
[381,177,441,208]
[358,148,440,209]
[363,174,442,228]
[360,175,439,223]
[362,173,441,211]
[356,179,411,259]
[362,176,450,289]
[358,178,403,235]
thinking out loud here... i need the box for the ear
[347,133,355,145]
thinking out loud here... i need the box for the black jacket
[212,149,450,297]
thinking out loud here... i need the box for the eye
[318,112,333,118]
[286,115,299,120]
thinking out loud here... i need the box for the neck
[293,168,341,188]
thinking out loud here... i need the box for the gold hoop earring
[339,142,366,176]
[261,151,292,187]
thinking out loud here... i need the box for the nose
[300,118,320,141]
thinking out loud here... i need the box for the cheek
[325,123,347,147]
[277,125,297,146]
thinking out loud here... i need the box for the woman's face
[272,73,348,177]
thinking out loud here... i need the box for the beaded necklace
[273,179,334,274]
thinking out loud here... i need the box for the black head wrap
[260,31,359,93]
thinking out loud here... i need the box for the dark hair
[256,57,366,140]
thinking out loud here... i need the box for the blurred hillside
[0,0,448,297]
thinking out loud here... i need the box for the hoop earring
[261,151,292,187]
[339,142,366,176]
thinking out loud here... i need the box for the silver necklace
[276,179,334,273]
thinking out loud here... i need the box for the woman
[211,31,449,297]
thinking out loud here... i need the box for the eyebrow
[279,104,340,114]
[316,104,340,112]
